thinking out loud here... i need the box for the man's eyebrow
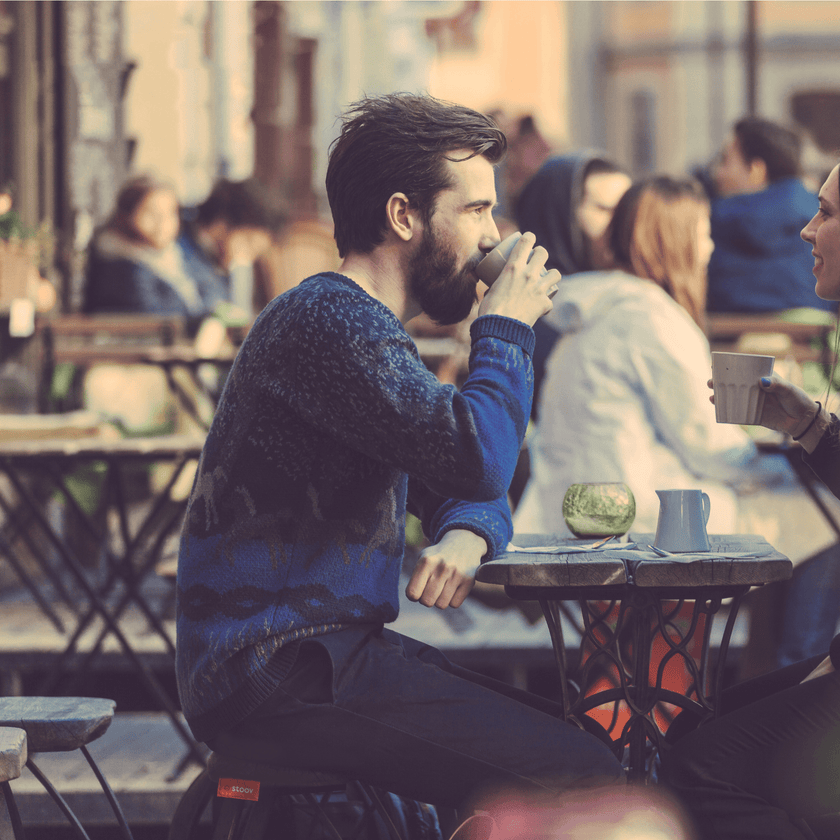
[463,199,496,211]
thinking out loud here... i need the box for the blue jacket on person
[706,178,836,314]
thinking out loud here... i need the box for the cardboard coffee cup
[712,351,774,424]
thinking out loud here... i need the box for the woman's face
[801,164,840,301]
[131,189,180,250]
[697,212,715,270]
[577,171,632,269]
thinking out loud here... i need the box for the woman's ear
[385,192,420,242]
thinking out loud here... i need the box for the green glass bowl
[562,482,636,538]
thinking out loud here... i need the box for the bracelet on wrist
[792,401,822,442]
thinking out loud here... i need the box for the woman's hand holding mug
[708,372,828,452]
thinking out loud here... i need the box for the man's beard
[408,224,481,326]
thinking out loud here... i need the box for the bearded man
[175,93,623,831]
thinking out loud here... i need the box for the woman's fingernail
[760,377,772,387]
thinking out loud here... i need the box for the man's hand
[405,529,487,609]
[478,232,560,327]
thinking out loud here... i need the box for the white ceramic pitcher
[653,489,711,553]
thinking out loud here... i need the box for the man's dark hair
[733,117,802,182]
[326,93,507,257]
[195,178,286,232]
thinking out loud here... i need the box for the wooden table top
[0,433,205,459]
[51,343,238,367]
[476,533,792,592]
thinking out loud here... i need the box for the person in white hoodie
[514,175,774,535]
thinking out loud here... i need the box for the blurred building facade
[2,0,840,311]
[570,0,840,181]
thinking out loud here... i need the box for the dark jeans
[207,625,624,810]
[778,543,840,668]
[662,653,840,840]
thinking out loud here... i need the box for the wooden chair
[35,313,188,413]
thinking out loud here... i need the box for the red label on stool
[217,778,260,801]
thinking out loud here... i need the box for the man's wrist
[470,315,535,358]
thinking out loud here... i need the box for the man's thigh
[211,626,623,808]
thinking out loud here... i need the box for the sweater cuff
[803,413,840,464]
[470,315,535,358]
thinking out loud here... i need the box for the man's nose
[481,218,501,253]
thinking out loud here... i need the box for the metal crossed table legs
[0,436,206,772]
[476,534,792,783]
[526,583,750,782]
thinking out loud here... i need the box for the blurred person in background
[177,177,285,321]
[514,154,631,420]
[83,175,216,319]
[706,116,836,315]
[513,175,794,538]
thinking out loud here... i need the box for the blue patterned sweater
[175,272,535,741]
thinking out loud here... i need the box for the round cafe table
[475,532,792,782]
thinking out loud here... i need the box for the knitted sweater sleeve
[407,478,513,563]
[277,284,535,505]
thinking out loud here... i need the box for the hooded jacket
[514,152,607,417]
[707,178,835,314]
[513,271,762,535]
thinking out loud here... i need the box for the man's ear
[747,157,769,189]
[385,192,421,242]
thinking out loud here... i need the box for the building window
[791,91,840,155]
[631,89,656,174]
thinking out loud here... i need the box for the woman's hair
[108,174,177,243]
[609,176,710,327]
[326,93,506,258]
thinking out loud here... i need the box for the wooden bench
[707,311,837,371]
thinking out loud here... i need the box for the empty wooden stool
[0,727,27,839]
[0,697,133,840]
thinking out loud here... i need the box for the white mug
[653,489,711,553]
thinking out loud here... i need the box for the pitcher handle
[701,491,711,524]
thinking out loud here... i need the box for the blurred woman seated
[83,175,224,320]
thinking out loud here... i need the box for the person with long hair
[83,174,225,318]
[514,175,776,536]
[662,162,840,840]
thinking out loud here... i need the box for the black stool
[169,751,409,840]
